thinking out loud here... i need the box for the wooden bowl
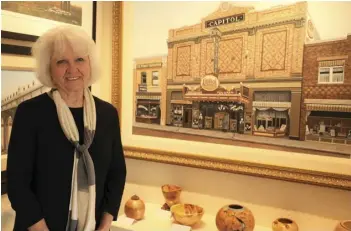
[171,203,204,227]
[161,184,182,207]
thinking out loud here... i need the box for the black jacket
[7,93,127,230]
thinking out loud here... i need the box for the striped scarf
[49,88,96,231]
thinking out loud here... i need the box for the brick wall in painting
[299,35,351,139]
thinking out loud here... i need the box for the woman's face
[50,45,91,93]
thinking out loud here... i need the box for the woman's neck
[58,89,84,108]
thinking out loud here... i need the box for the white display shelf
[111,202,271,231]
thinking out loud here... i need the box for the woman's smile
[65,76,82,81]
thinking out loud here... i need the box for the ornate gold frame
[111,2,123,115]
[124,146,351,190]
[111,2,351,191]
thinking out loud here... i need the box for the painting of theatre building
[132,1,350,156]
[134,2,308,137]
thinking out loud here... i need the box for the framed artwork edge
[1,31,38,56]
[1,2,97,56]
[1,66,35,71]
[111,2,351,191]
[132,125,350,158]
[124,145,351,191]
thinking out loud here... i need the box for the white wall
[307,1,351,40]
[92,1,113,102]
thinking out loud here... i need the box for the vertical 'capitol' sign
[205,13,245,28]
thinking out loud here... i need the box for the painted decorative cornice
[167,18,305,47]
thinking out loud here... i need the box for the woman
[7,25,126,231]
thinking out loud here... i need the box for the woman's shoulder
[13,93,53,124]
[17,93,52,111]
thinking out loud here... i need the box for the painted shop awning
[252,101,291,109]
[136,94,161,100]
[182,75,250,103]
[181,75,250,103]
[183,93,250,103]
[137,99,160,105]
[306,104,351,112]
[304,99,351,112]
[171,100,192,105]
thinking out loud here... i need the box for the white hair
[31,25,99,88]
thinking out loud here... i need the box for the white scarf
[49,88,96,231]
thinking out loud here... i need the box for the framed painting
[1,70,51,154]
[111,2,351,190]
[1,1,97,55]
[1,69,51,195]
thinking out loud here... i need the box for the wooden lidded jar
[124,195,145,220]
